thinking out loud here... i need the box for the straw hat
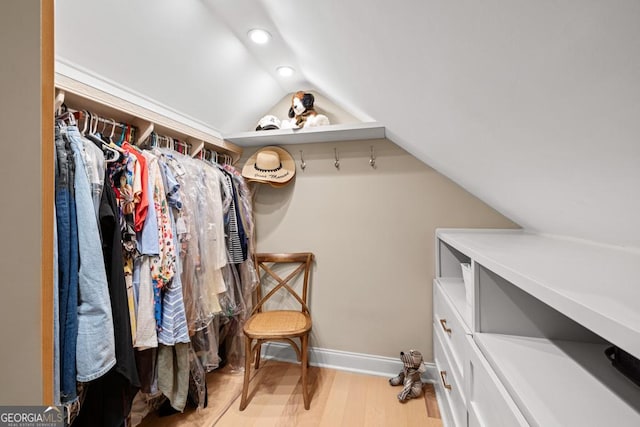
[242,146,296,187]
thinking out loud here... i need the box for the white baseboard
[260,342,438,383]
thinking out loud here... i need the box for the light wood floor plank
[424,383,441,418]
[141,360,442,426]
[138,364,245,427]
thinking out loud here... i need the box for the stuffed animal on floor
[282,91,330,129]
[389,350,426,402]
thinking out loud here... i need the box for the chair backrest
[252,252,314,315]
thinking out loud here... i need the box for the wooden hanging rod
[54,73,243,163]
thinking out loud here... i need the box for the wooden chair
[239,252,315,410]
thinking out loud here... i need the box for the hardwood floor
[140,360,442,426]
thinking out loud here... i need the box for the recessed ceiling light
[277,66,295,77]
[248,29,271,44]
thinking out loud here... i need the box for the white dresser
[433,229,640,427]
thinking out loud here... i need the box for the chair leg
[254,341,262,369]
[239,336,252,410]
[301,334,310,410]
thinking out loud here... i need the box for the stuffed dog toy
[389,350,426,402]
[284,91,330,129]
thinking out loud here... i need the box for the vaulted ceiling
[56,0,640,250]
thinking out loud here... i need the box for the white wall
[55,1,640,249]
[244,139,517,360]
[260,0,640,250]
[55,0,286,133]
[0,0,45,404]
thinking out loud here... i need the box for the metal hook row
[297,146,377,170]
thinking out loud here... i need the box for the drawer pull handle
[439,318,452,335]
[440,370,452,390]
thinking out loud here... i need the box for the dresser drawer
[434,316,465,402]
[434,279,470,380]
[466,335,529,427]
[435,326,467,427]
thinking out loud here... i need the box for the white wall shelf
[223,122,385,146]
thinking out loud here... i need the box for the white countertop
[437,229,640,358]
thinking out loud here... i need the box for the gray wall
[0,0,45,404]
[244,139,518,361]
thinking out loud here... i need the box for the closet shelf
[54,73,243,163]
[437,229,640,358]
[223,122,386,146]
[474,333,640,427]
[436,278,472,328]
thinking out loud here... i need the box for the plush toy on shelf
[389,350,426,402]
[281,91,330,129]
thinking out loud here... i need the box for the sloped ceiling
[56,0,640,250]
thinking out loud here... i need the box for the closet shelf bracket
[190,140,205,158]
[131,119,154,146]
[54,89,65,114]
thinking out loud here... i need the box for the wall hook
[300,150,306,170]
[334,148,340,169]
[369,146,376,169]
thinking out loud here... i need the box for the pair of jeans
[66,127,117,382]
[55,128,79,403]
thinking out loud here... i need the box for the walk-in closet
[1,1,639,426]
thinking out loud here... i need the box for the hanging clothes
[66,126,117,382]
[156,160,189,346]
[155,157,191,412]
[222,172,246,264]
[100,173,140,383]
[197,162,228,312]
[54,118,257,424]
[158,150,213,333]
[144,151,176,329]
[107,150,139,344]
[122,141,149,232]
[55,125,79,404]
[73,174,142,427]
[77,132,105,217]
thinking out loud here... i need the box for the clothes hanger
[116,123,127,146]
[89,112,97,135]
[109,119,116,142]
[103,144,120,163]
[84,117,121,162]
[102,119,123,162]
[80,110,89,135]
[55,108,76,126]
[99,116,107,136]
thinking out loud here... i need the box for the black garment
[72,368,137,427]
[222,170,248,263]
[230,177,248,261]
[74,175,140,427]
[100,175,140,387]
[135,348,158,394]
